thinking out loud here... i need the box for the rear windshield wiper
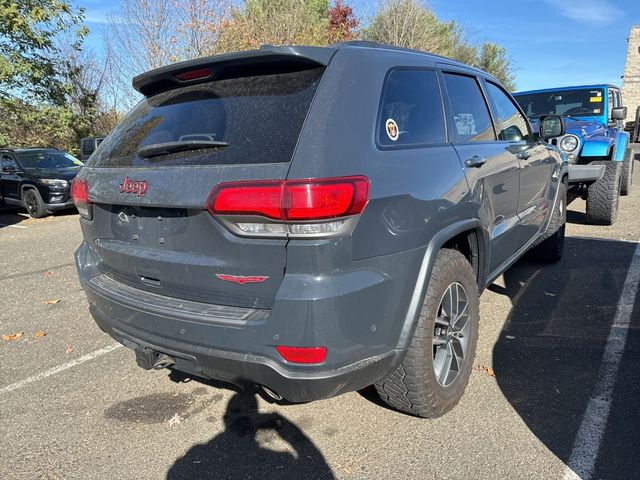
[137,140,228,158]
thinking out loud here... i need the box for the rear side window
[378,69,446,147]
[443,73,495,143]
[87,68,324,167]
[485,82,530,141]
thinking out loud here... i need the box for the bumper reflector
[276,346,327,364]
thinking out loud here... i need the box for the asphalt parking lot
[1,151,639,480]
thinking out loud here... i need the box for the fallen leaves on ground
[43,271,54,277]
[2,332,24,341]
[167,413,184,427]
[65,345,73,355]
[473,364,496,378]
[35,331,46,339]
[44,299,61,305]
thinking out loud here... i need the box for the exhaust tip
[261,385,283,401]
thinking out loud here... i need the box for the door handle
[465,156,487,168]
[516,151,531,160]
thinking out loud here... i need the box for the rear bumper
[568,163,606,183]
[76,241,416,402]
[90,305,400,402]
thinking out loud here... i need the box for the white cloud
[543,0,624,26]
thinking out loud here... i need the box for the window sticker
[593,109,601,114]
[589,97,603,103]
[385,118,399,141]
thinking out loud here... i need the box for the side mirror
[2,165,16,174]
[611,107,627,121]
[539,115,565,140]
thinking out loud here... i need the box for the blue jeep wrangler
[514,85,632,225]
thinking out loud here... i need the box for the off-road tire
[375,249,479,418]
[620,148,634,196]
[532,179,566,263]
[23,189,47,218]
[585,161,621,225]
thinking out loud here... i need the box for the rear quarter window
[377,69,446,147]
[87,68,324,167]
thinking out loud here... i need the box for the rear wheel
[375,249,479,418]
[532,179,566,263]
[23,189,48,218]
[585,161,621,225]
[620,148,634,196]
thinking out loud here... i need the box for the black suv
[73,43,567,418]
[1,148,82,218]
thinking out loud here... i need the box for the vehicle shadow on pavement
[166,389,335,480]
[492,236,640,479]
[0,207,28,228]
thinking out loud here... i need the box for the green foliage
[478,42,516,91]
[0,0,88,104]
[218,0,332,52]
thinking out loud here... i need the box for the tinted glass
[443,73,495,142]
[485,82,530,141]
[16,151,82,169]
[87,68,324,168]
[2,155,17,171]
[378,70,446,146]
[514,88,605,117]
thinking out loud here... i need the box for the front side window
[442,73,495,143]
[485,82,530,142]
[378,69,446,147]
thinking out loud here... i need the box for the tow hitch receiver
[135,347,175,370]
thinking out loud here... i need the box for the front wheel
[375,249,479,418]
[23,189,48,218]
[585,161,621,225]
[532,179,566,263]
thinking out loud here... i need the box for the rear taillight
[206,176,369,238]
[71,178,93,220]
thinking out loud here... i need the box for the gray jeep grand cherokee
[73,43,567,418]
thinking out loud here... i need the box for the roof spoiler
[132,46,337,97]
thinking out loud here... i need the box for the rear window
[87,68,324,167]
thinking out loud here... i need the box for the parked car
[80,136,105,162]
[514,84,632,225]
[0,147,82,218]
[73,43,567,418]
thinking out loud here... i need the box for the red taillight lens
[207,176,369,221]
[71,178,92,219]
[209,181,283,219]
[174,68,212,81]
[276,346,327,364]
[284,177,369,220]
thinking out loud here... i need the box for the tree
[362,0,516,89]
[217,0,331,52]
[328,1,358,42]
[478,42,516,91]
[0,0,87,104]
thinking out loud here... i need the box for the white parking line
[0,223,26,229]
[0,344,123,396]
[562,240,640,480]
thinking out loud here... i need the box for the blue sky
[76,0,639,92]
